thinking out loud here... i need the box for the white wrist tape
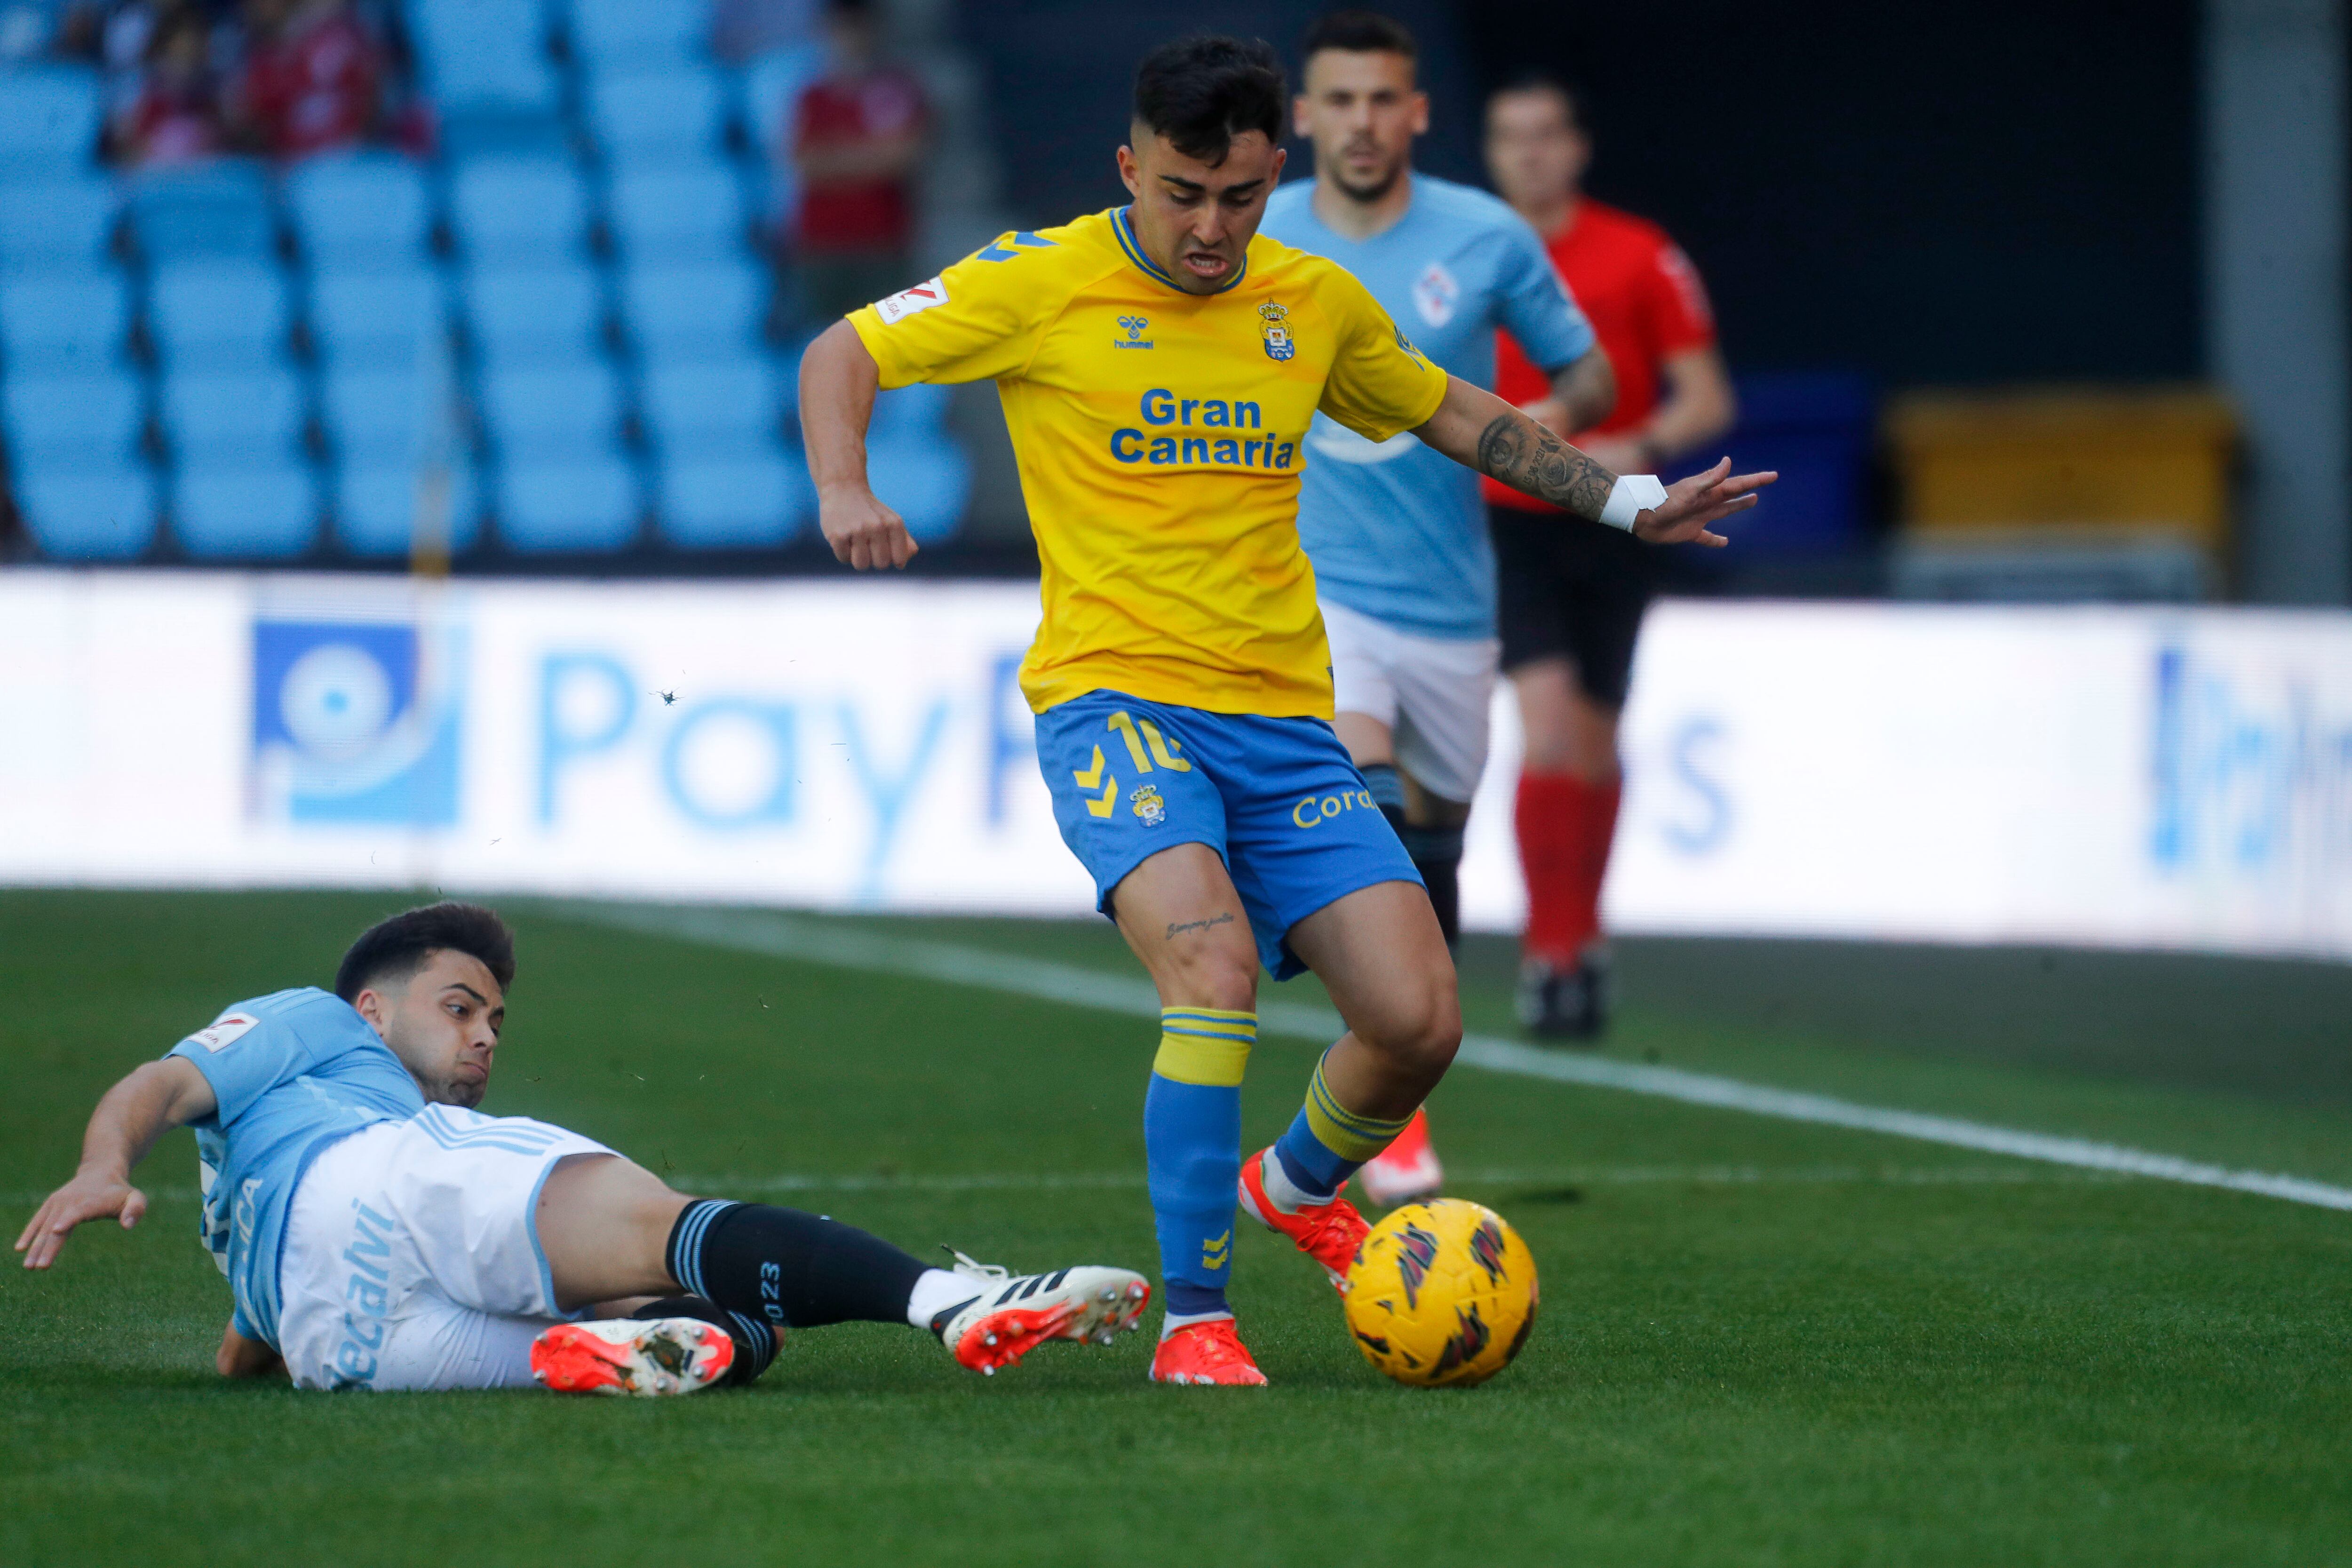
[1599,474,1668,531]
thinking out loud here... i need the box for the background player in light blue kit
[1261,11,1617,1202]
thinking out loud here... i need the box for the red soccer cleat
[931,1255,1152,1376]
[1357,1107,1444,1208]
[531,1317,736,1397]
[1148,1318,1268,1385]
[1239,1146,1372,1292]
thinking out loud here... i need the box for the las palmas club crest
[1258,301,1295,360]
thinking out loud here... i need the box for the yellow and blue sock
[1268,1050,1416,1208]
[1144,1006,1255,1324]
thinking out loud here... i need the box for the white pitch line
[0,1167,2122,1211]
[565,902,2352,1214]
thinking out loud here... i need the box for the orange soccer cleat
[1357,1107,1444,1208]
[531,1317,736,1397]
[1239,1146,1372,1291]
[1148,1318,1268,1385]
[931,1252,1152,1376]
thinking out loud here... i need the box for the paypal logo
[535,650,1033,900]
[2149,641,2352,880]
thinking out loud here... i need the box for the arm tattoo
[1474,413,1615,522]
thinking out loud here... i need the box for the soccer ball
[1342,1198,1537,1388]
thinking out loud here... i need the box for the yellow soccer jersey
[848,207,1449,717]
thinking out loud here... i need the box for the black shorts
[1490,503,1655,709]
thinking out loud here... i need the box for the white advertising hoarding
[1,570,2345,960]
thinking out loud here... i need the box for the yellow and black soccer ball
[1342,1198,1538,1388]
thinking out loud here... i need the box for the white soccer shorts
[1320,597,1500,805]
[276,1106,613,1392]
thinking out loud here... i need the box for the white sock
[1256,1148,1321,1215]
[1160,1307,1235,1341]
[906,1267,980,1331]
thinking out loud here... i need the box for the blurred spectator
[787,0,926,323]
[228,0,381,160]
[709,0,816,68]
[110,6,226,166]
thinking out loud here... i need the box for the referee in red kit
[1483,73,1738,1038]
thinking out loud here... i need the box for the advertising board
[1,572,2344,959]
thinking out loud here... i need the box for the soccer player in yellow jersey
[800,35,1770,1385]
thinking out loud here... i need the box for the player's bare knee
[1364,977,1461,1079]
[1160,940,1258,1013]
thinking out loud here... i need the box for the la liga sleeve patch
[874,277,949,325]
[184,1012,260,1053]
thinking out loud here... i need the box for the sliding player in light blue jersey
[1261,12,1617,1202]
[18,903,1147,1393]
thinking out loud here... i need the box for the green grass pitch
[2,889,2347,1567]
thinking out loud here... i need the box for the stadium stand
[0,5,980,566]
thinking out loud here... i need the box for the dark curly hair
[1133,35,1286,166]
[334,901,516,1003]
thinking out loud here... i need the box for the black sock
[666,1200,929,1335]
[1398,822,1464,952]
[630,1294,778,1387]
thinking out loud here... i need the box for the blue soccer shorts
[1033,689,1420,979]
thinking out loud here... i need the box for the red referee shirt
[1486,198,1717,512]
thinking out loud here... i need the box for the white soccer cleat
[530,1317,736,1397]
[1357,1106,1445,1208]
[930,1249,1152,1376]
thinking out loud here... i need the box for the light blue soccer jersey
[167,987,423,1346]
[1261,175,1595,638]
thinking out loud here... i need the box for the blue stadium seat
[449,154,588,260]
[308,267,444,367]
[497,455,640,551]
[285,152,432,268]
[2,369,143,466]
[336,461,481,556]
[127,162,275,259]
[0,65,101,166]
[149,260,291,370]
[465,262,604,361]
[568,0,704,65]
[411,0,558,117]
[641,355,785,452]
[324,363,461,464]
[868,433,969,542]
[621,258,764,356]
[162,367,306,464]
[872,382,951,438]
[659,450,812,549]
[0,271,128,371]
[587,67,725,164]
[476,359,623,457]
[173,462,319,557]
[606,162,742,261]
[1713,371,1877,557]
[12,464,157,560]
[0,175,116,266]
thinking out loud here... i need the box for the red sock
[1515,772,1622,965]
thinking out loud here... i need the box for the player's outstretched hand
[1632,458,1777,548]
[818,483,919,571]
[15,1168,146,1270]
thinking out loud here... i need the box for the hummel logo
[1200,1228,1232,1268]
[1113,314,1154,349]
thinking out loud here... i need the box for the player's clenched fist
[818,485,918,571]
